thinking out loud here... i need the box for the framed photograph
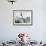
[13,10,33,25]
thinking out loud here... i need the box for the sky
[0,0,46,42]
[14,11,31,18]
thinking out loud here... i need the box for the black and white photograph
[13,10,32,25]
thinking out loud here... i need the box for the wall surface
[0,0,46,42]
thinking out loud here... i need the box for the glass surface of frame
[13,10,33,26]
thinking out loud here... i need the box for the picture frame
[13,10,33,26]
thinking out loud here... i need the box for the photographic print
[13,10,32,25]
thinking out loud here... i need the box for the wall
[0,0,46,42]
